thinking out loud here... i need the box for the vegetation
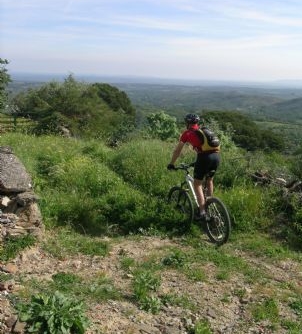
[17,292,89,334]
[201,110,285,151]
[0,58,11,111]
[10,75,135,140]
[1,70,302,332]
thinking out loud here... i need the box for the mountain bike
[167,163,231,245]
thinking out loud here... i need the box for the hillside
[262,98,302,123]
[115,83,302,123]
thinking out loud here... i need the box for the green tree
[146,111,179,140]
[92,83,135,117]
[0,58,11,111]
[202,110,285,151]
[12,76,136,137]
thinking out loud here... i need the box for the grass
[0,235,36,262]
[42,227,110,259]
[18,270,121,303]
[250,297,280,327]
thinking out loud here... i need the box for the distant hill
[115,83,302,123]
[8,74,302,124]
[261,97,302,123]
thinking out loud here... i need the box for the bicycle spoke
[205,197,231,245]
[167,186,193,231]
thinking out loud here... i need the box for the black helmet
[184,113,200,124]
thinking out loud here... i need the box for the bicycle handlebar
[174,162,195,171]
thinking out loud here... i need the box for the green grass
[0,235,36,262]
[251,297,280,326]
[42,227,110,259]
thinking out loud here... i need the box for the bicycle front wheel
[205,197,231,245]
[167,186,194,232]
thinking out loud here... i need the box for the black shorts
[194,152,220,180]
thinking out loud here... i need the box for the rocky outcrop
[0,146,43,242]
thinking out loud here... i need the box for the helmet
[184,113,200,124]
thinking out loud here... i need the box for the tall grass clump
[109,138,186,196]
[221,185,279,232]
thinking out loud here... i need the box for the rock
[1,263,18,274]
[12,319,26,333]
[1,196,11,207]
[5,315,17,329]
[0,147,32,193]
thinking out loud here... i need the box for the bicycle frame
[182,174,199,207]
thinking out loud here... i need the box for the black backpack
[195,127,220,152]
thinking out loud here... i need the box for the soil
[1,233,302,334]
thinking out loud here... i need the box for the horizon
[10,71,302,89]
[1,0,302,83]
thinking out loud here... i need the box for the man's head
[184,113,200,127]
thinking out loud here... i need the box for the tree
[12,76,136,138]
[146,111,179,140]
[0,58,11,111]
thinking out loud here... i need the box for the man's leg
[193,178,206,214]
[206,177,214,196]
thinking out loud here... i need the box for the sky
[1,0,302,82]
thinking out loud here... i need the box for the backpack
[195,127,220,152]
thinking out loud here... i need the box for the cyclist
[167,113,220,221]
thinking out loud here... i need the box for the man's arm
[169,141,185,165]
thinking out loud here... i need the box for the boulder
[0,146,32,193]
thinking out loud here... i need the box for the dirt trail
[1,235,302,333]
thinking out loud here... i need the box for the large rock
[0,146,43,241]
[0,146,32,193]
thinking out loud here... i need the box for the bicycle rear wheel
[167,186,194,232]
[205,197,231,245]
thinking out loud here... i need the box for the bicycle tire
[167,186,194,232]
[205,197,231,245]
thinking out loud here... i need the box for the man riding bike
[167,113,220,221]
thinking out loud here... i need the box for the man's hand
[167,163,175,170]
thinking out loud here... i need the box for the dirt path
[1,235,302,333]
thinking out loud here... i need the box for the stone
[0,147,32,193]
[12,319,26,333]
[5,315,17,329]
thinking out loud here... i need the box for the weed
[290,298,302,316]
[184,265,207,282]
[251,297,279,324]
[281,319,302,333]
[139,295,162,314]
[133,270,161,300]
[188,319,212,334]
[161,293,197,311]
[0,272,13,282]
[215,270,229,281]
[120,256,135,272]
[161,249,187,268]
[17,291,89,334]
